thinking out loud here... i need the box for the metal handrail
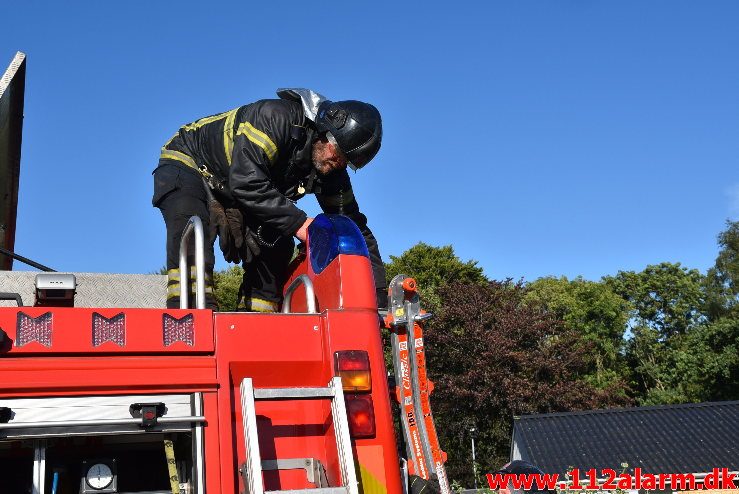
[178,216,206,310]
[281,274,317,313]
[0,416,206,429]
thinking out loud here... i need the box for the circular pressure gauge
[86,462,114,490]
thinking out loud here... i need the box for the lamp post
[470,427,478,490]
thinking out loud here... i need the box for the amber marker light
[334,350,372,392]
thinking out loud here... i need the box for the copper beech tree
[423,280,629,485]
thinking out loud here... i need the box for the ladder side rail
[241,378,266,494]
[193,393,206,494]
[32,439,46,494]
[405,302,436,476]
[178,215,206,310]
[406,314,451,494]
[329,377,359,494]
[390,330,417,468]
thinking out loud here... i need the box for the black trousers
[152,163,295,311]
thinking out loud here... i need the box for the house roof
[512,401,739,475]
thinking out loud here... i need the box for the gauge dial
[86,462,114,490]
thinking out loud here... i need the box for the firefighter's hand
[209,200,241,264]
[295,217,313,242]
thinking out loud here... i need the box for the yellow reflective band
[249,297,278,313]
[182,109,232,132]
[168,268,212,284]
[160,150,198,171]
[168,269,180,283]
[162,132,179,149]
[224,108,238,165]
[167,284,214,297]
[236,122,277,163]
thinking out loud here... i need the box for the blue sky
[2,1,737,282]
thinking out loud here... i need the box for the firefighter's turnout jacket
[155,98,386,308]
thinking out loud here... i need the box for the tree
[683,316,739,400]
[604,263,709,404]
[605,262,705,338]
[524,277,630,393]
[705,220,739,319]
[213,266,244,311]
[696,220,739,399]
[384,243,486,312]
[424,280,627,486]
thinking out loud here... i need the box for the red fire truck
[0,214,398,493]
[0,214,448,494]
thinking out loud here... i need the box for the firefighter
[152,88,387,312]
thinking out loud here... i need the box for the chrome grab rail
[0,416,206,429]
[282,274,317,313]
[178,216,206,310]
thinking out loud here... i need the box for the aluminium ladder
[240,377,359,494]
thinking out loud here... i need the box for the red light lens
[16,312,53,347]
[92,312,126,347]
[163,314,194,346]
[335,350,369,371]
[346,394,376,438]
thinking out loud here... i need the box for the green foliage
[686,314,739,400]
[602,263,707,404]
[604,262,705,338]
[213,265,244,311]
[624,327,699,405]
[385,243,486,312]
[600,247,739,405]
[151,265,168,275]
[705,220,739,319]
[524,277,629,392]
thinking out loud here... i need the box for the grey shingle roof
[512,401,739,475]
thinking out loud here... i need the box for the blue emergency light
[308,214,369,274]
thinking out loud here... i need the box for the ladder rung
[266,488,350,494]
[254,387,335,400]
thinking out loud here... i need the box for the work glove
[208,200,261,264]
[208,199,241,263]
[224,208,261,264]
